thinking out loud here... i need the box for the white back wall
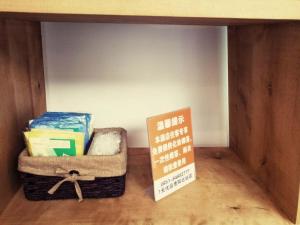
[42,22,228,147]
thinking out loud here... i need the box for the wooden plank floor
[0,148,292,225]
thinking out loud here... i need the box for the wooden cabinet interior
[228,23,300,223]
[0,148,295,225]
[0,12,299,224]
[0,19,45,213]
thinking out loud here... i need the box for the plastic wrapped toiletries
[87,130,121,156]
[29,112,94,150]
[24,112,94,156]
[42,112,93,138]
[24,129,84,157]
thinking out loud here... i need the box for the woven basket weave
[18,128,127,201]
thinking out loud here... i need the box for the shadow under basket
[18,128,127,201]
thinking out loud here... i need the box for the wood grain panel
[0,13,288,26]
[228,22,300,223]
[0,0,300,21]
[0,19,20,214]
[0,148,293,225]
[0,19,45,213]
[25,21,46,117]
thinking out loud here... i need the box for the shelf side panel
[228,23,300,223]
[0,19,46,213]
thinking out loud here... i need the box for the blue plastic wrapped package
[29,112,94,150]
[42,112,93,138]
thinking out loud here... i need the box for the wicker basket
[18,128,127,201]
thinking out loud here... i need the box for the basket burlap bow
[48,168,95,202]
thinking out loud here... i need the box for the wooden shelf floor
[0,148,292,225]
